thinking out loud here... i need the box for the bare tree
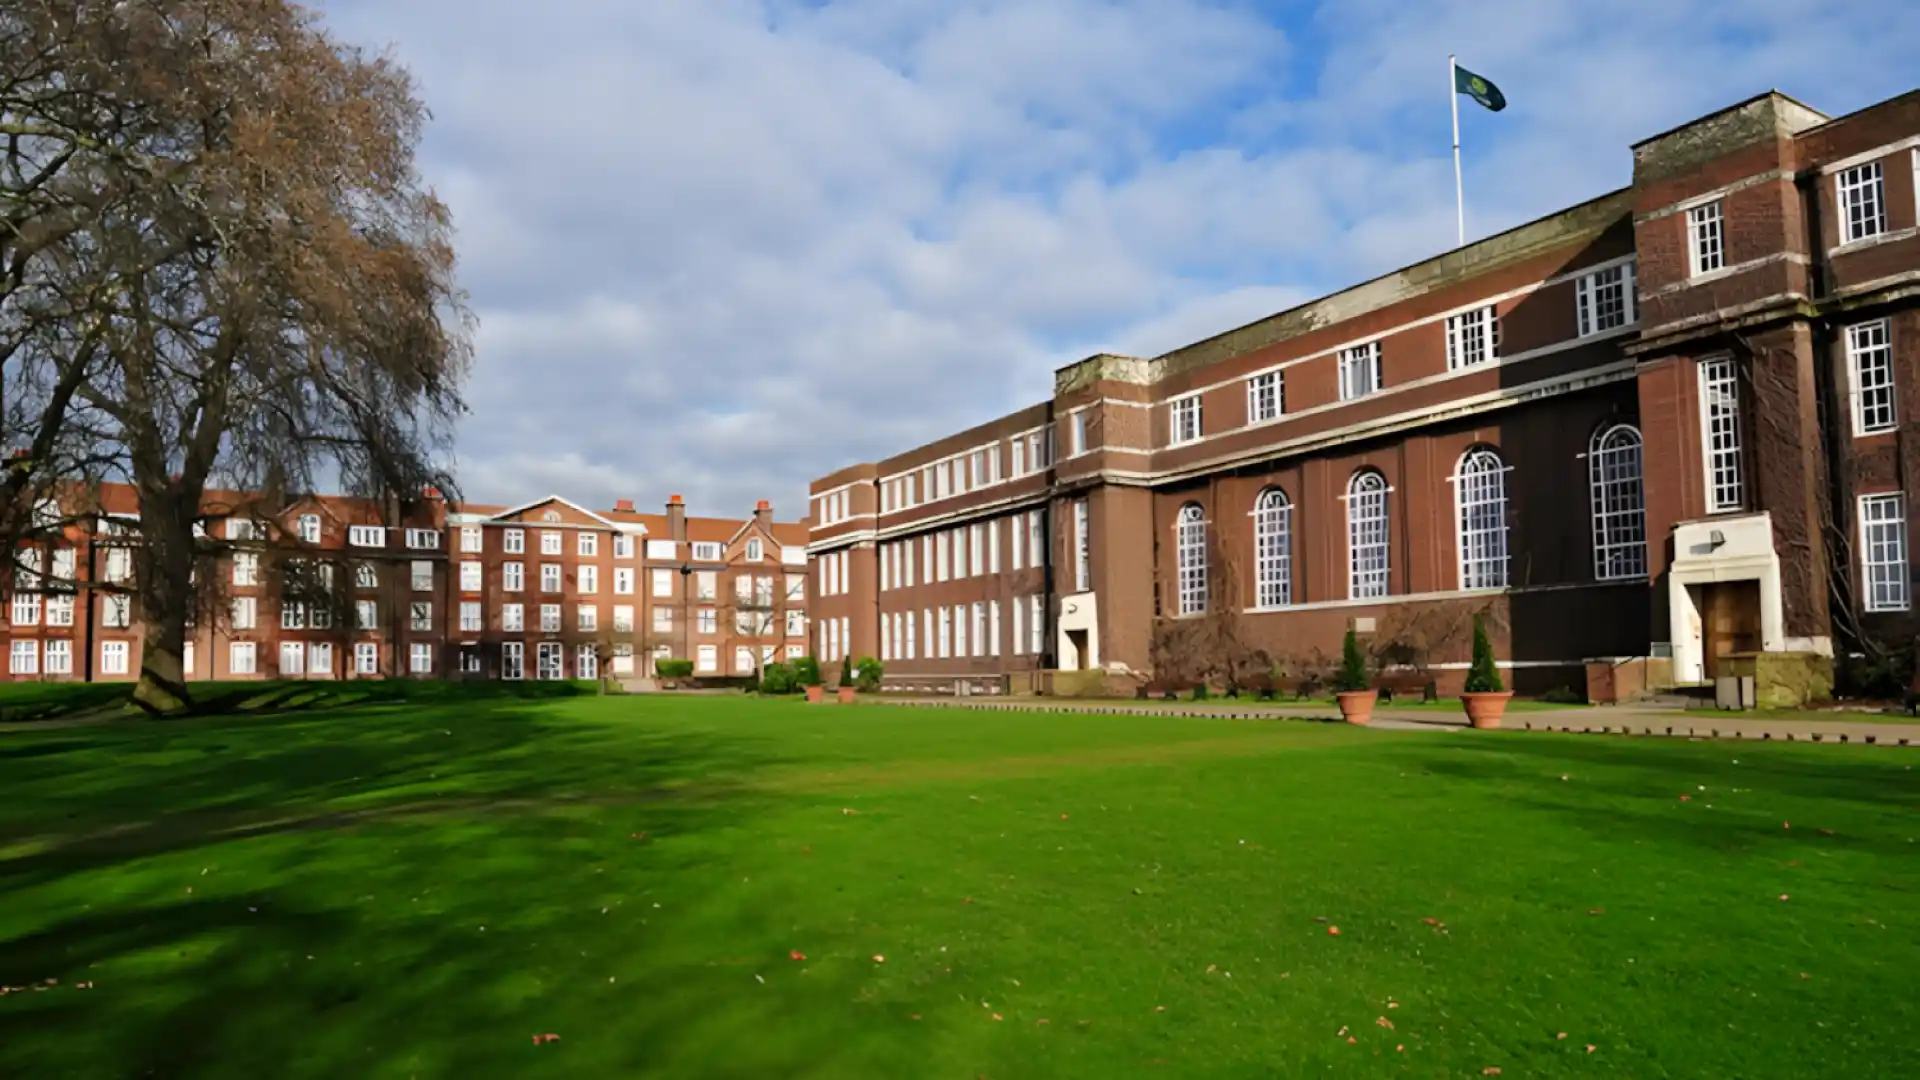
[1146,531,1268,695]
[2,2,471,714]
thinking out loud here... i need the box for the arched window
[1590,424,1648,580]
[1347,471,1390,599]
[1253,489,1291,608]
[1455,449,1509,590]
[1176,503,1208,615]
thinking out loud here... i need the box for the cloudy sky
[315,0,1915,519]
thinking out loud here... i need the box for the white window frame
[1174,504,1208,615]
[540,603,561,633]
[406,529,441,551]
[1070,411,1088,456]
[1847,319,1897,436]
[1247,371,1282,424]
[696,645,718,673]
[578,532,598,557]
[579,565,598,594]
[411,560,434,592]
[1837,160,1887,245]
[502,641,524,680]
[1252,489,1291,608]
[460,561,483,592]
[503,529,525,555]
[409,642,433,674]
[1169,394,1202,446]
[356,641,380,676]
[578,604,598,632]
[1687,201,1725,276]
[1030,595,1044,656]
[410,600,433,631]
[503,603,524,632]
[1860,492,1910,612]
[540,564,562,593]
[613,534,635,559]
[230,641,257,676]
[461,526,483,553]
[1347,471,1390,599]
[280,641,306,677]
[310,642,333,675]
[10,639,37,674]
[540,530,563,556]
[698,608,717,635]
[1073,499,1090,593]
[1699,356,1744,513]
[1338,342,1381,401]
[1576,261,1637,337]
[1454,449,1510,591]
[1590,424,1649,581]
[1445,306,1499,370]
[349,525,385,548]
[299,514,322,544]
[44,638,71,675]
[100,640,130,675]
[692,541,723,562]
[460,601,483,632]
[232,552,259,587]
[504,562,524,592]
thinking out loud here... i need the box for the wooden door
[1702,581,1762,680]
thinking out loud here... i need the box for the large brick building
[3,486,809,684]
[807,88,1920,700]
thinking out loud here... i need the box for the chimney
[422,485,442,500]
[666,494,687,543]
[754,499,772,529]
[613,498,635,513]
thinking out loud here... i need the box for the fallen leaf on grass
[991,1014,1003,1021]
[909,1014,921,1021]
[1036,1019,1049,1025]
[1347,1036,1357,1044]
[1587,908,1605,916]
[1587,1045,1597,1053]
[1396,1044,1404,1052]
[872,955,886,964]
[1818,828,1835,836]
[1679,794,1691,801]
[1327,926,1341,936]
[1483,1069,1502,1076]
[1557,1032,1567,1040]
[1376,1017,1395,1030]
[1779,894,1791,902]
[1060,814,1069,820]
[1154,1005,1166,1012]
[841,808,859,816]
[1799,973,1811,980]
[531,1034,561,1046]
[1337,1026,1349,1037]
[789,951,806,961]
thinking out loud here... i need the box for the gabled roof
[482,494,631,531]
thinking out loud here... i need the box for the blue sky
[313,0,1917,517]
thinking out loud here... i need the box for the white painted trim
[1146,360,1638,486]
[1829,225,1918,258]
[810,479,865,502]
[1636,169,1795,222]
[1818,134,1920,177]
[1641,251,1810,300]
[1243,577,1639,617]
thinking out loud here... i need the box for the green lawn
[1,693,1915,1079]
[1683,706,1919,725]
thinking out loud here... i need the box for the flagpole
[1450,54,1464,247]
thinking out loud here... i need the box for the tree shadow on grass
[0,699,882,1079]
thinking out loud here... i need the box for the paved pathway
[869,696,1920,746]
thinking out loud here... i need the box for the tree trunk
[131,481,204,717]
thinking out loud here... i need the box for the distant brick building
[2,486,808,684]
[807,88,1920,700]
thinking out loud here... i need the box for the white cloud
[315,0,1915,518]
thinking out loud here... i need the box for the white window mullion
[1860,493,1910,612]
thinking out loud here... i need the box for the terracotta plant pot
[837,686,857,705]
[1335,689,1377,726]
[1461,691,1513,729]
[805,685,824,704]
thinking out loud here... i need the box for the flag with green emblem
[1454,64,1506,112]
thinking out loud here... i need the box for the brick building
[807,88,1920,700]
[3,487,808,684]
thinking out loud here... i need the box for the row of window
[237,517,764,565]
[1167,426,1651,615]
[878,511,1047,592]
[819,550,851,596]
[1163,265,1638,449]
[877,427,1055,515]
[874,596,1047,662]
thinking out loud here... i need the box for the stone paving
[869,696,1920,747]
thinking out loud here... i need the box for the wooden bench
[1375,670,1438,703]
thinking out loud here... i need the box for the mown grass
[0,692,1914,1079]
[0,677,601,725]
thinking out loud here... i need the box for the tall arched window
[1347,471,1390,599]
[1455,449,1510,590]
[1176,503,1208,615]
[1253,489,1291,608]
[1590,424,1648,580]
